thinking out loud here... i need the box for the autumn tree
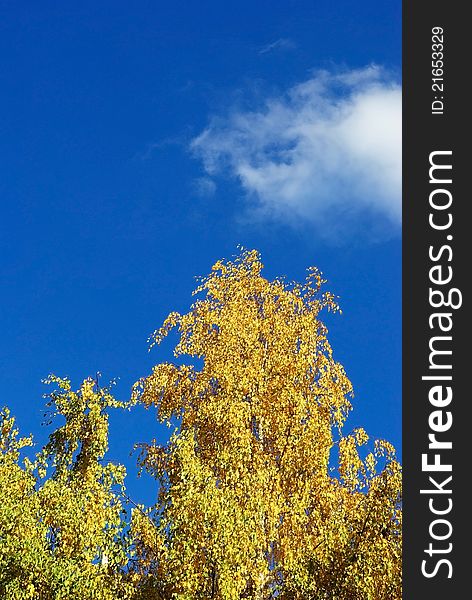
[131,249,402,599]
[0,377,135,600]
[0,249,401,600]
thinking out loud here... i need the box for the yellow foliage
[132,249,402,599]
[0,380,135,599]
[0,250,401,599]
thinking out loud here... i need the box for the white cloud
[190,66,401,238]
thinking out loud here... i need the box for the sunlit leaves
[0,250,401,599]
[132,249,402,599]
[0,379,134,599]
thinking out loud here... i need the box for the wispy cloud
[137,135,185,160]
[192,176,217,197]
[258,38,296,55]
[190,66,401,239]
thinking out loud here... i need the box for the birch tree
[131,250,402,599]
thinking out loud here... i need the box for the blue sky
[0,1,401,505]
